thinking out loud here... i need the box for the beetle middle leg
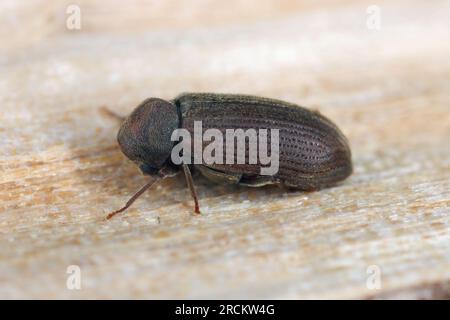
[182,164,200,214]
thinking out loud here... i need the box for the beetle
[104,93,352,219]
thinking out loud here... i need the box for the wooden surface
[1,0,449,299]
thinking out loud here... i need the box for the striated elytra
[106,93,352,219]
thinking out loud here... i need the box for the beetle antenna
[99,106,126,122]
[105,177,160,220]
[182,164,200,214]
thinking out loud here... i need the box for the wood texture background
[1,0,449,299]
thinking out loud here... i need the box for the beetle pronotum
[104,93,352,219]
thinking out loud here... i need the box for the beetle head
[117,98,179,175]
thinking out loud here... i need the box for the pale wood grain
[0,0,449,299]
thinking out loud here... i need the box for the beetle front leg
[182,164,200,214]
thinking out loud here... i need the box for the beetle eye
[139,163,159,175]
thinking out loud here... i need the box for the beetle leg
[196,165,242,185]
[182,164,200,214]
[105,177,160,220]
[239,175,275,187]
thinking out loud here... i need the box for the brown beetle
[104,93,352,219]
